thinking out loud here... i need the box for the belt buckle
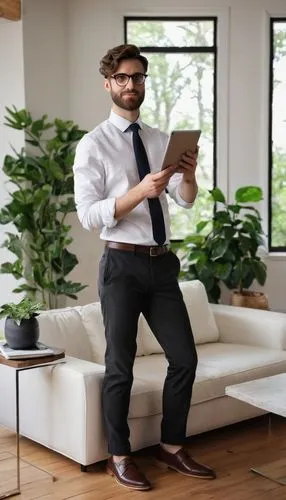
[150,246,159,257]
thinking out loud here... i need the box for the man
[73,44,216,491]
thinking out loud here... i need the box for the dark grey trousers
[98,247,198,456]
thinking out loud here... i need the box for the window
[269,19,286,251]
[125,17,217,239]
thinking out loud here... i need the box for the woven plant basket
[0,0,21,21]
[231,290,269,310]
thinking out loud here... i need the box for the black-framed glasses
[110,73,148,87]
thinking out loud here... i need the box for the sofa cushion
[139,280,219,355]
[139,316,163,356]
[179,280,219,344]
[38,308,93,362]
[79,303,146,363]
[128,342,286,419]
[193,342,286,404]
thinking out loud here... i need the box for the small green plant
[0,106,88,309]
[173,186,267,303]
[0,298,44,325]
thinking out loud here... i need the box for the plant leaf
[251,259,267,285]
[210,238,229,260]
[209,187,226,203]
[196,220,210,233]
[235,186,263,203]
[214,262,232,280]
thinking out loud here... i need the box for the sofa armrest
[45,356,107,465]
[0,356,108,466]
[210,304,286,350]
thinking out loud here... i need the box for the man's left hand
[176,147,199,182]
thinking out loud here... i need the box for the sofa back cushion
[180,280,219,344]
[139,280,219,355]
[38,307,93,361]
[79,303,146,364]
[38,280,219,362]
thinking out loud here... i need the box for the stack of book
[0,341,64,360]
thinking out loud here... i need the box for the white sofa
[0,280,286,469]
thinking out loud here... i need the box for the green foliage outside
[271,22,286,247]
[127,20,215,238]
[272,147,286,247]
[0,107,88,309]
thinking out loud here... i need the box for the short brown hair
[99,44,148,77]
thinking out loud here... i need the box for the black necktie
[128,123,166,246]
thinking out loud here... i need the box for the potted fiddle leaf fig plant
[174,185,268,308]
[0,106,88,309]
[0,298,44,349]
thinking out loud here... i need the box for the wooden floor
[1,414,286,500]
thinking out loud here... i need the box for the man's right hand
[139,165,177,199]
[115,165,176,220]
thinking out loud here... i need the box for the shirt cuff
[175,184,194,208]
[103,197,118,228]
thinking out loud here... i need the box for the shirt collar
[108,110,143,132]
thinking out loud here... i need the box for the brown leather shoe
[106,456,151,490]
[155,446,216,479]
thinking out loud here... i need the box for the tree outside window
[125,18,217,239]
[269,19,286,250]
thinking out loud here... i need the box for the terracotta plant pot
[4,317,39,349]
[231,290,269,310]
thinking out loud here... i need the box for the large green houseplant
[0,106,88,309]
[174,186,267,305]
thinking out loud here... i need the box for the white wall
[1,0,286,311]
[0,0,71,312]
[22,0,69,119]
[0,18,25,319]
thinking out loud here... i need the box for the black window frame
[124,15,218,200]
[268,17,286,252]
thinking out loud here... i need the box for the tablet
[161,130,201,170]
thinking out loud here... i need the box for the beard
[110,89,145,111]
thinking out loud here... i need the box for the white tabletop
[225,373,286,418]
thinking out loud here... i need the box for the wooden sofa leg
[81,465,88,472]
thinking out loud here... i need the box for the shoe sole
[155,459,216,479]
[106,466,151,490]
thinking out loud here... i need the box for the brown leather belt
[105,241,169,257]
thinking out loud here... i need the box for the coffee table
[0,352,65,498]
[226,372,286,485]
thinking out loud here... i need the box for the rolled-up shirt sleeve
[167,171,194,209]
[73,135,118,231]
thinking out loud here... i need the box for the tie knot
[128,122,140,133]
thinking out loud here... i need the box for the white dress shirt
[73,110,193,245]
